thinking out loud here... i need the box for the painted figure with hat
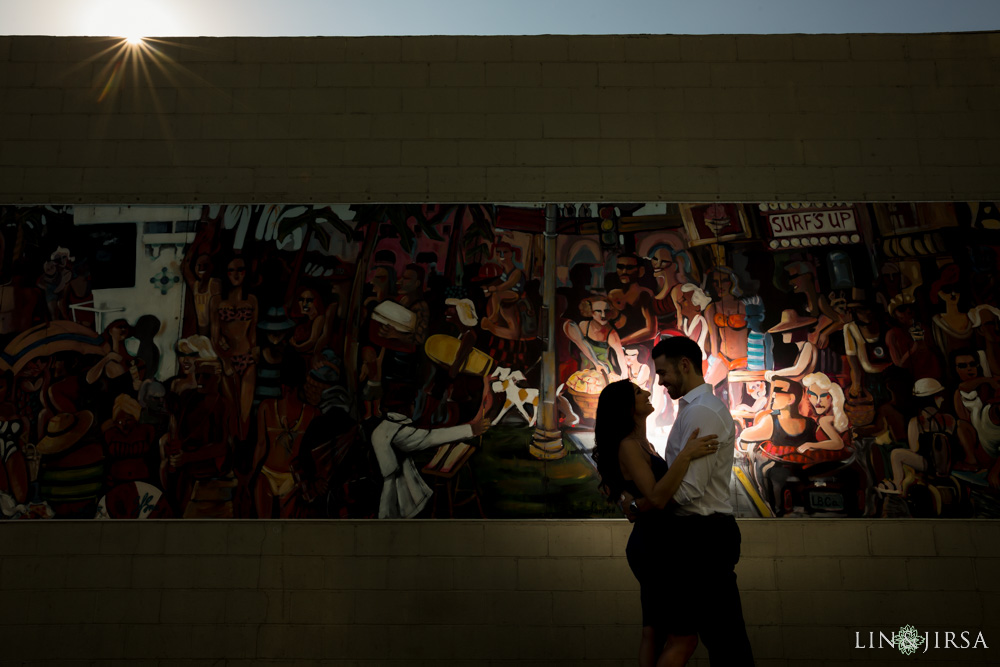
[86,318,145,399]
[841,288,892,400]
[764,309,818,384]
[254,306,298,407]
[419,288,491,427]
[35,410,104,518]
[784,259,846,352]
[876,378,957,496]
[374,263,431,417]
[251,353,320,518]
[885,292,941,381]
[930,263,973,363]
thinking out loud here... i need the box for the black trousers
[627,513,756,666]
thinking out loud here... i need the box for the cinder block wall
[1,520,998,665]
[2,33,1000,665]
[2,33,1000,203]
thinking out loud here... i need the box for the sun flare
[77,0,178,39]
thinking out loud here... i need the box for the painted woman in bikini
[705,267,749,374]
[251,358,318,518]
[210,257,258,440]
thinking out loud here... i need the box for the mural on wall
[0,201,998,520]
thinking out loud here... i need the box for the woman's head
[226,257,247,288]
[292,286,324,319]
[579,296,617,326]
[802,372,848,432]
[593,379,642,502]
[709,266,743,299]
[103,319,131,346]
[677,282,711,314]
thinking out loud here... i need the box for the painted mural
[0,201,999,520]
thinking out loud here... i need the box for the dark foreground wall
[2,520,999,666]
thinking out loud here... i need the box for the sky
[2,0,1000,37]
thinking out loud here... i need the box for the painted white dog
[490,367,539,427]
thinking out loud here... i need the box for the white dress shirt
[663,382,735,516]
[370,413,474,519]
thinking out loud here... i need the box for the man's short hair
[652,336,702,368]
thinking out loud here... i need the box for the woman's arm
[488,268,523,294]
[797,415,845,452]
[619,301,657,346]
[766,341,816,381]
[563,320,604,371]
[619,429,717,509]
[607,329,628,380]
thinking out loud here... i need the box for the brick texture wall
[2,33,1000,665]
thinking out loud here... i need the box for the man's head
[769,376,802,412]
[652,336,703,399]
[785,261,814,294]
[397,263,425,295]
[615,253,640,285]
[952,349,981,382]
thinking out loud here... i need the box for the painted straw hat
[37,411,95,455]
[767,309,817,333]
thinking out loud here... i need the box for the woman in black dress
[594,379,719,667]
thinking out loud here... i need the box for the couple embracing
[594,336,755,667]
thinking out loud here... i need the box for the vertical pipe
[530,203,566,459]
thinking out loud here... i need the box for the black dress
[623,450,672,644]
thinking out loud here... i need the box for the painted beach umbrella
[0,321,107,375]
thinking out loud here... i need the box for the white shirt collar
[679,382,712,405]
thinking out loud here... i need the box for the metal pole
[530,203,566,459]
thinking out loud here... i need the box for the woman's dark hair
[593,379,637,503]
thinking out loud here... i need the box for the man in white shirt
[649,335,755,665]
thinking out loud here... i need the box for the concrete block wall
[2,519,999,665]
[1,33,1000,204]
[3,32,1000,665]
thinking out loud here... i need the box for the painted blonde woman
[798,372,850,457]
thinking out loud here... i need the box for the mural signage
[0,201,997,522]
[761,203,863,248]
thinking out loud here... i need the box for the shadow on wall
[0,201,999,520]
